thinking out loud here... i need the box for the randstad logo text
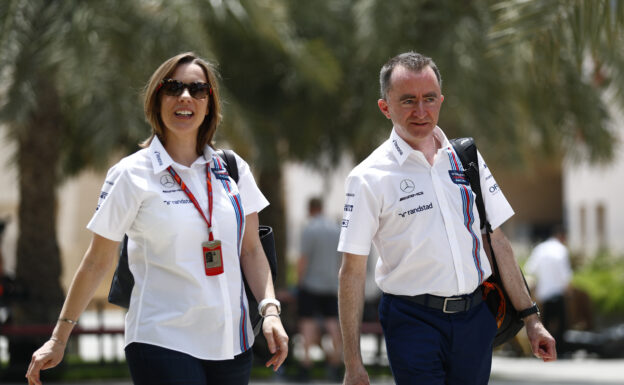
[398,202,433,218]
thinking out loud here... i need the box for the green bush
[572,253,624,316]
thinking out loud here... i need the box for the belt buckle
[443,297,464,313]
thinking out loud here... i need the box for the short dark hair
[379,51,442,99]
[308,197,323,212]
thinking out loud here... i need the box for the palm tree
[292,0,621,167]
[489,0,624,164]
[190,0,343,288]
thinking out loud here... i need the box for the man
[297,197,343,380]
[525,225,572,354]
[337,51,556,385]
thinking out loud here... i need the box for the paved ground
[6,356,623,384]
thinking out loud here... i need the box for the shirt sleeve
[337,172,380,256]
[524,247,539,275]
[233,152,269,215]
[86,161,143,241]
[477,150,514,230]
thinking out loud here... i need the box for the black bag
[450,137,526,347]
[108,149,277,336]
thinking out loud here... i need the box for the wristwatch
[258,298,281,317]
[518,302,540,319]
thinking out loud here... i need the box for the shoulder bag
[450,137,527,347]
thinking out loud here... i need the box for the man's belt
[397,286,483,314]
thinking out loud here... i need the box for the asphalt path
[7,356,623,384]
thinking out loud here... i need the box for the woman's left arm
[240,212,289,371]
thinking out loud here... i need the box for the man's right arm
[338,252,370,385]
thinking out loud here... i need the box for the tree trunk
[5,76,65,380]
[257,161,287,291]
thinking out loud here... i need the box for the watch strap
[257,298,281,317]
[518,303,539,319]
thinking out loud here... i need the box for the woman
[26,52,288,385]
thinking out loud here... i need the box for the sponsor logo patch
[489,183,500,195]
[211,169,230,181]
[393,139,403,156]
[154,150,163,166]
[399,191,423,202]
[341,219,349,228]
[160,174,175,188]
[400,179,415,193]
[344,204,353,212]
[448,170,469,185]
[163,199,192,206]
[398,202,433,217]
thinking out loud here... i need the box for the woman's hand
[25,338,66,385]
[262,314,289,371]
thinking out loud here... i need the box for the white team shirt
[525,237,572,302]
[338,127,514,297]
[87,137,268,359]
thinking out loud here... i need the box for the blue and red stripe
[213,155,250,351]
[447,148,485,283]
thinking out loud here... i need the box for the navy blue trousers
[125,343,253,385]
[379,293,497,385]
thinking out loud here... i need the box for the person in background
[25,52,288,385]
[337,51,556,385]
[525,225,573,354]
[296,197,343,381]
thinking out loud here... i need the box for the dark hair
[308,197,323,212]
[379,51,442,99]
[141,52,222,155]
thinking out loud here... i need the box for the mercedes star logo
[400,179,415,193]
[160,174,175,188]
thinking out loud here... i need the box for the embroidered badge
[448,170,469,185]
[400,179,415,193]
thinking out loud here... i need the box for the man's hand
[343,364,371,385]
[339,253,370,385]
[524,315,557,362]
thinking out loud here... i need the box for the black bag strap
[216,149,239,183]
[450,137,500,275]
[449,137,491,234]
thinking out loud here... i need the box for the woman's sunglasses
[157,79,212,99]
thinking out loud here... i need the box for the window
[596,203,607,250]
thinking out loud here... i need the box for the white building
[563,103,624,257]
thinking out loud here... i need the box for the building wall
[563,117,624,256]
[0,131,19,276]
[494,162,563,254]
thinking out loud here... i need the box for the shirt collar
[389,128,411,166]
[389,126,451,166]
[149,136,174,174]
[149,136,213,174]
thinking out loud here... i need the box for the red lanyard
[167,164,215,241]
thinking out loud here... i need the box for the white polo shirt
[87,137,268,360]
[338,127,514,297]
[525,237,572,302]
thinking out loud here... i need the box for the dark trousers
[543,294,567,353]
[379,293,497,385]
[125,342,253,385]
